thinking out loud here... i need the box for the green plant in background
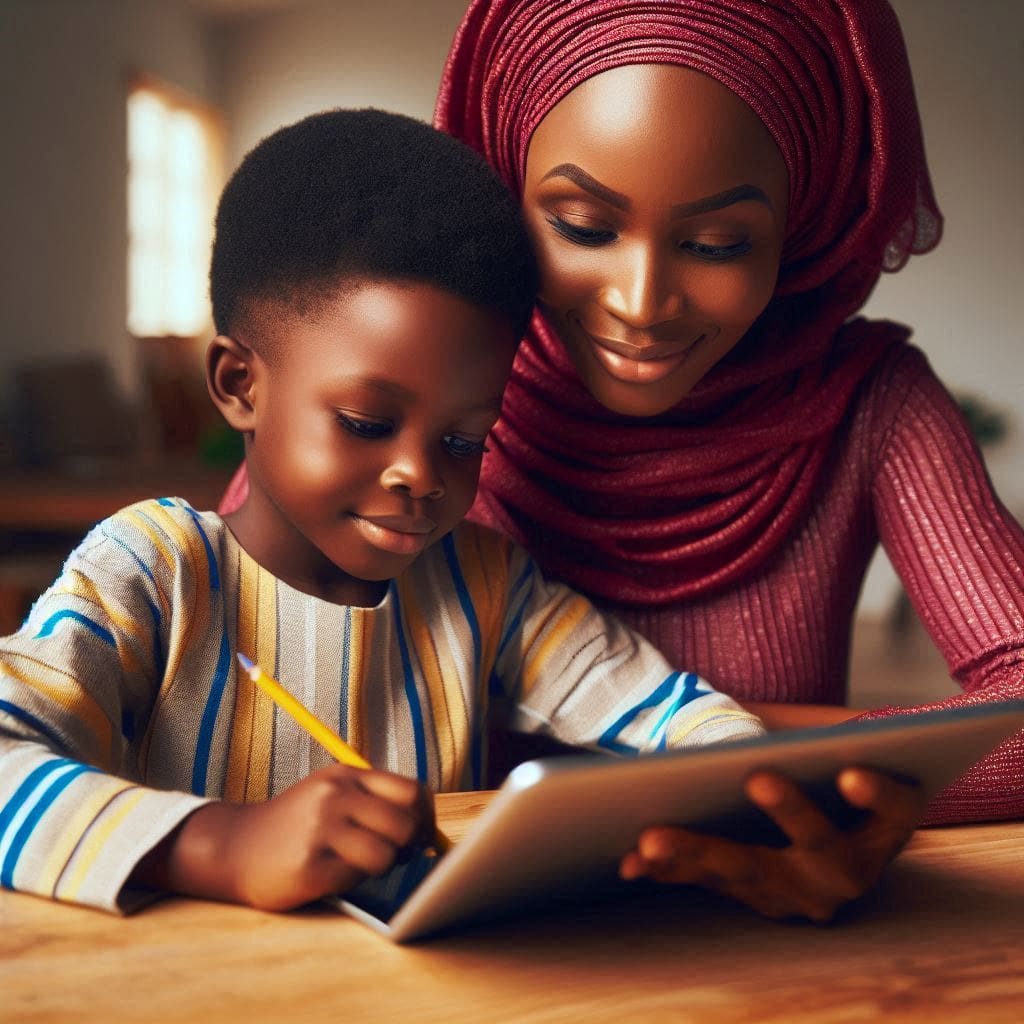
[956,394,1009,448]
[198,422,245,468]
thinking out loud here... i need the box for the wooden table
[3,793,1023,1023]
[0,464,234,532]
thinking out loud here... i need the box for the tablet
[332,700,1024,943]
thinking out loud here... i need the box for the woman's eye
[444,435,489,459]
[682,239,752,262]
[547,216,617,247]
[337,413,391,439]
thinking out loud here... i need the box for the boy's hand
[618,767,925,922]
[134,765,435,911]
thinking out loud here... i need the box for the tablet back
[337,700,1024,942]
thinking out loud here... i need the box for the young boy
[0,109,763,914]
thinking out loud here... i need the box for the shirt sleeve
[0,506,211,912]
[492,548,765,754]
[863,346,1024,824]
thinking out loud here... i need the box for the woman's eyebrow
[671,184,773,217]
[539,163,772,215]
[540,163,629,208]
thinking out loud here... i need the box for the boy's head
[207,109,537,607]
[209,107,537,346]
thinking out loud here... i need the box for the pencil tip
[236,652,255,672]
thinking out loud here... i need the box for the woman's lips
[351,514,436,556]
[581,327,706,385]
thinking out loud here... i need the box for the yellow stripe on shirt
[57,787,148,903]
[0,656,113,766]
[520,591,592,696]
[38,775,136,896]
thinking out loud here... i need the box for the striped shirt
[0,498,762,912]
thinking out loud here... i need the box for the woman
[223,0,1023,919]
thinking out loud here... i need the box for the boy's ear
[206,334,259,432]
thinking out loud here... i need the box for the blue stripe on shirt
[0,699,67,752]
[392,592,427,783]
[647,672,704,749]
[34,611,115,647]
[1,762,98,887]
[0,757,77,848]
[597,671,683,755]
[192,627,231,795]
[186,505,220,592]
[442,533,480,683]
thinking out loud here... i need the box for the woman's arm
[866,347,1024,823]
[740,702,862,729]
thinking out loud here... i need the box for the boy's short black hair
[210,108,537,342]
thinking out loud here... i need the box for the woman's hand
[133,764,435,912]
[619,767,926,922]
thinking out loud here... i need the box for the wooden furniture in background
[2,792,1022,1023]
[0,463,233,633]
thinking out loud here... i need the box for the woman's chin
[579,367,699,419]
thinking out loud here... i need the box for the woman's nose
[379,447,446,501]
[598,242,684,330]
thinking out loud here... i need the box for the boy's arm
[0,508,214,912]
[493,550,764,754]
[1,501,436,913]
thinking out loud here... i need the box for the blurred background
[0,0,1021,693]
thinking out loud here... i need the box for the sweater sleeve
[0,504,211,912]
[863,347,1024,824]
[492,547,765,753]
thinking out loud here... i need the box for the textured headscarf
[435,0,942,605]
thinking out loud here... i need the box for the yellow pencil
[236,653,451,852]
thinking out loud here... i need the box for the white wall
[213,0,470,169]
[0,0,218,409]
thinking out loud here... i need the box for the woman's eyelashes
[546,215,752,261]
[682,239,753,261]
[547,215,616,247]
[336,413,488,459]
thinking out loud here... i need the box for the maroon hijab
[434,0,942,605]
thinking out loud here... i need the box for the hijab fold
[435,0,941,605]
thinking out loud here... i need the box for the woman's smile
[522,64,789,416]
[575,319,711,384]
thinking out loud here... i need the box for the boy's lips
[350,513,437,555]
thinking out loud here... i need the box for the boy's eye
[547,216,617,247]
[444,435,489,459]
[337,412,392,439]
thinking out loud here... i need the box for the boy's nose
[380,454,446,501]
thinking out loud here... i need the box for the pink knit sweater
[581,345,1024,825]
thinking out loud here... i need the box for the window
[127,76,223,338]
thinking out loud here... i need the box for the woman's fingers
[744,771,841,849]
[620,769,928,923]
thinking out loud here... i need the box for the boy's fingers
[333,789,422,849]
[356,768,424,807]
[323,821,402,878]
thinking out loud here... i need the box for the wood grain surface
[3,793,1023,1023]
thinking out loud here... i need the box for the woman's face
[522,63,789,417]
